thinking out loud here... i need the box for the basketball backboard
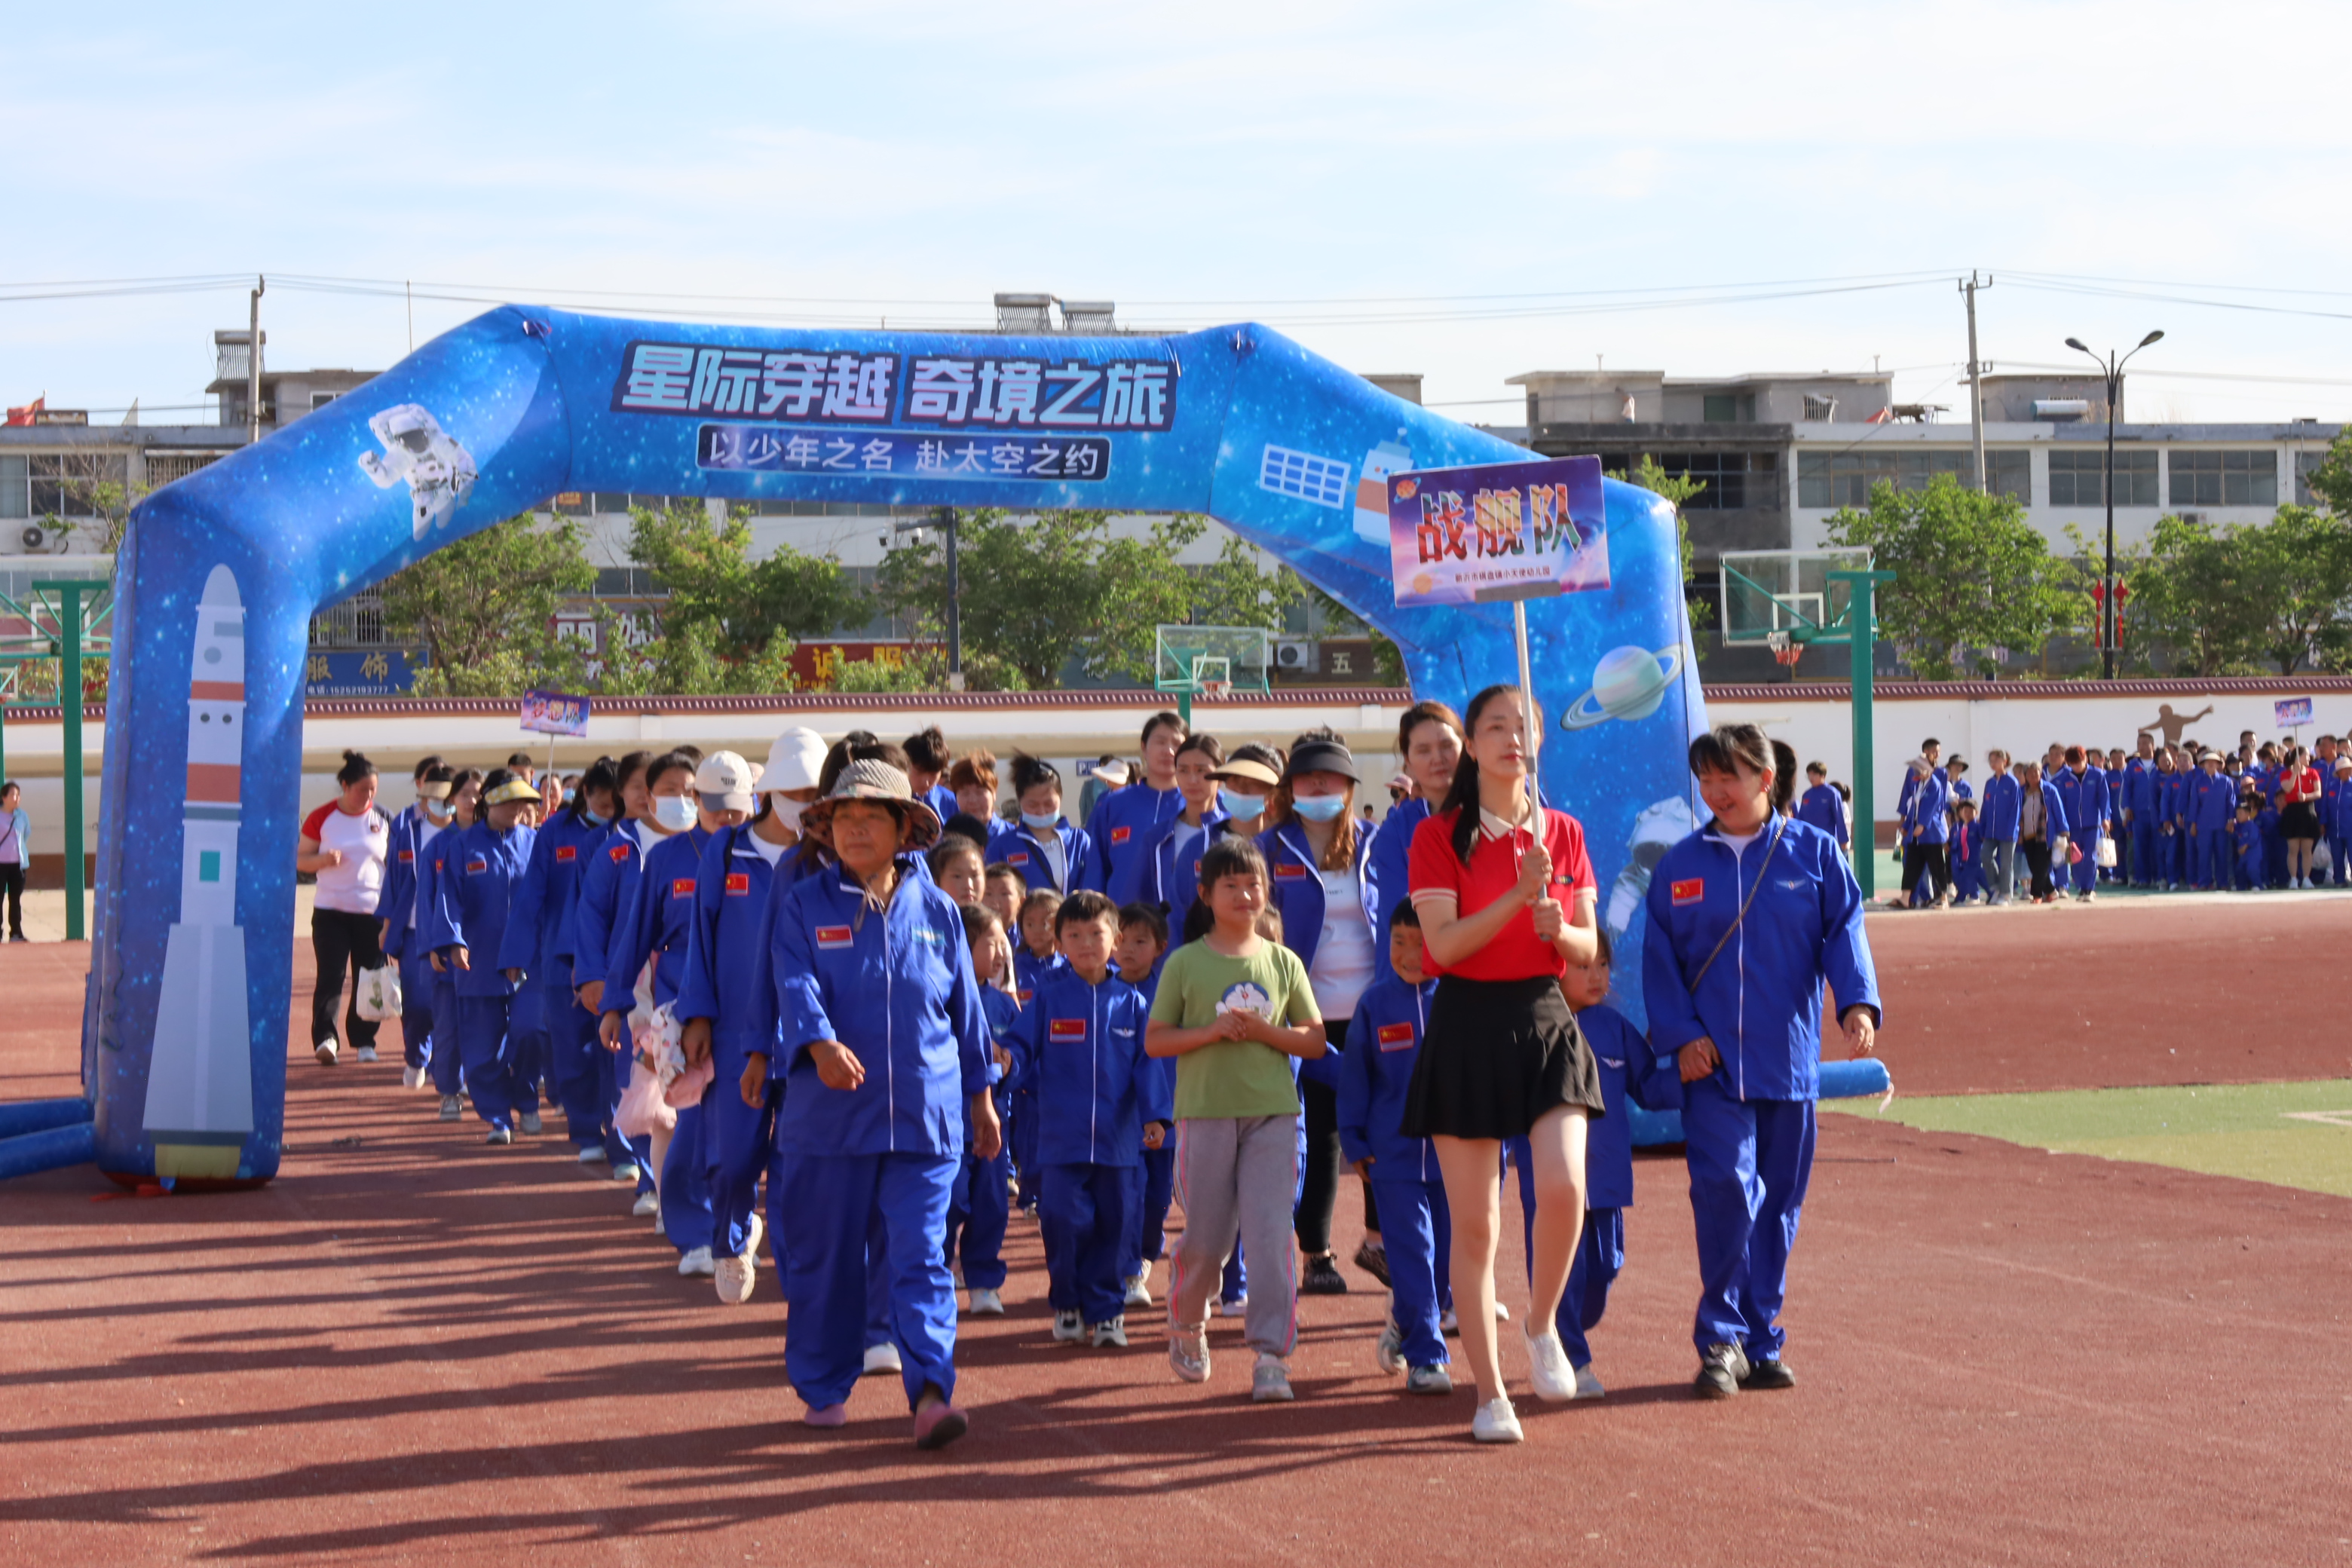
[1154,625,1272,695]
[1718,548,1873,647]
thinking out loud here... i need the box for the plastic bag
[353,963,403,1022]
[2316,839,2333,874]
[2096,836,2117,869]
[614,1054,675,1138]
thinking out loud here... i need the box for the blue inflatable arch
[77,308,1704,1184]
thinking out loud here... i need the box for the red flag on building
[4,397,44,427]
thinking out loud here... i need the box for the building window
[1651,452,1776,510]
[311,392,338,411]
[1701,394,1754,424]
[2048,449,2159,507]
[2298,450,2329,505]
[0,456,23,519]
[25,454,128,518]
[2170,450,2277,507]
[1796,449,2016,508]
[1802,395,1838,422]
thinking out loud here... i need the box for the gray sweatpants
[1170,1114,1299,1359]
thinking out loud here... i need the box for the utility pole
[246,276,266,446]
[938,505,964,691]
[1960,272,1992,493]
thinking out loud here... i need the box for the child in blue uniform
[1012,890,1170,1348]
[1087,711,1188,905]
[1949,800,1983,904]
[1339,902,1452,1395]
[571,752,656,1190]
[380,762,453,1093]
[421,770,539,1143]
[1007,886,1065,1214]
[2190,753,2234,890]
[2235,800,2264,891]
[945,902,1018,1318]
[1116,902,1174,1307]
[988,752,1096,896]
[1794,761,1849,854]
[413,770,479,1119]
[497,757,620,1162]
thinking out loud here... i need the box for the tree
[625,502,867,663]
[2126,507,2352,676]
[1618,455,1714,629]
[378,515,597,697]
[1824,476,2075,680]
[2235,505,2352,674]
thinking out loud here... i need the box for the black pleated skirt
[2283,801,2321,838]
[1399,975,1603,1141]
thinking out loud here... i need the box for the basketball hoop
[1196,679,1231,702]
[1767,631,1802,669]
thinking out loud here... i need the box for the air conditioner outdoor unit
[1275,639,1315,672]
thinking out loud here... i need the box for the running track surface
[5,906,2350,1566]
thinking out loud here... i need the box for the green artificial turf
[1823,1078,2352,1198]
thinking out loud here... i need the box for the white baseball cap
[696,751,757,813]
[762,727,828,794]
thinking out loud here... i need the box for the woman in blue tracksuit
[421,770,541,1143]
[1140,732,1227,926]
[1644,725,1882,1400]
[497,756,620,1164]
[2053,745,2110,901]
[1259,728,1380,1296]
[379,761,454,1092]
[988,752,1096,896]
[1362,700,1462,985]
[675,728,828,1307]
[599,749,733,1274]
[413,770,480,1119]
[1897,755,1949,908]
[769,758,999,1450]
[570,751,656,1187]
[1086,709,1188,905]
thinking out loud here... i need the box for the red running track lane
[4,909,2350,1564]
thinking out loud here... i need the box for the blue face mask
[652,795,697,832]
[583,807,611,827]
[1219,788,1267,821]
[1291,792,1349,823]
[1021,810,1061,831]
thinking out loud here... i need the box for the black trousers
[1900,843,1950,902]
[311,907,383,1051]
[1295,1018,1380,1254]
[0,863,23,939]
[2021,838,2055,899]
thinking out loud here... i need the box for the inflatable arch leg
[76,309,1704,1185]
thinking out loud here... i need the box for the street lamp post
[2066,330,2164,680]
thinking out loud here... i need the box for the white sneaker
[314,1040,338,1067]
[1573,1362,1606,1400]
[1052,1309,1085,1343]
[714,1252,755,1305]
[612,1161,641,1183]
[1374,1315,1405,1375]
[1440,1308,1458,1334]
[1495,1302,1511,1322]
[1092,1315,1129,1349]
[743,1211,764,1261]
[577,1146,608,1165]
[631,1190,660,1218]
[862,1341,902,1377]
[1525,1325,1577,1403]
[1250,1354,1294,1402]
[678,1246,715,1277]
[1123,1272,1153,1309]
[968,1287,1004,1316]
[1472,1396,1524,1444]
[354,1045,379,1064]
[519,1110,543,1135]
[402,1064,427,1090]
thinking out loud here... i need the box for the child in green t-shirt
[1147,837,1325,1402]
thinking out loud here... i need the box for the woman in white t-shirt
[1258,729,1381,1296]
[297,750,390,1066]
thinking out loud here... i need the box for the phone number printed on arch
[697,424,1110,482]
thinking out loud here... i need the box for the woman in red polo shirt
[2278,744,2323,889]
[1404,684,1602,1444]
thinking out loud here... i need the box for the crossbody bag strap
[1688,815,1788,992]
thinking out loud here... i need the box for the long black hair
[1438,684,1530,865]
[566,755,620,825]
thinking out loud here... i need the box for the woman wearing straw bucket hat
[675,729,825,1306]
[768,758,1002,1449]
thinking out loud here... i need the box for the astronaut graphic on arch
[359,403,477,540]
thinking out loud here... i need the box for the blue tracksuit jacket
[1336,975,1441,1185]
[2054,765,2110,850]
[1980,773,2021,842]
[673,823,797,1061]
[1361,797,1432,984]
[572,821,648,992]
[1642,817,1882,1102]
[1086,782,1184,907]
[1794,783,1848,847]
[378,807,441,959]
[422,819,537,1000]
[602,824,713,1009]
[1140,807,1227,922]
[1902,770,1949,846]
[1258,817,1374,1089]
[1576,1003,1682,1209]
[770,853,991,1158]
[1012,945,1064,1009]
[987,817,1096,896]
[494,808,605,982]
[1007,967,1170,1168]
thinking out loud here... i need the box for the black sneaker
[1300,1253,1349,1295]
[1352,1240,1392,1288]
[1741,1357,1796,1390]
[1694,1341,1750,1399]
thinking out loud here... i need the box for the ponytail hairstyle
[1438,684,1529,865]
[568,755,620,825]
[1686,724,1797,817]
[336,749,377,789]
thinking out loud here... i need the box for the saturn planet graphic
[1560,643,1686,730]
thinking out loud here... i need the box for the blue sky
[5,1,2350,424]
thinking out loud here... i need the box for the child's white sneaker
[402,1064,427,1089]
[862,1341,902,1377]
[1524,1325,1576,1403]
[1052,1309,1085,1343]
[1092,1315,1128,1349]
[677,1246,715,1277]
[1168,1327,1211,1383]
[1374,1315,1405,1375]
[967,1287,1004,1317]
[1250,1354,1294,1402]
[314,1039,338,1067]
[1472,1396,1524,1444]
[631,1191,660,1218]
[1405,1363,1453,1395]
[355,1045,379,1064]
[714,1252,755,1305]
[1573,1362,1606,1400]
[1123,1272,1153,1308]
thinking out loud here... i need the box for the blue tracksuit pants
[428,971,464,1095]
[1370,1174,1451,1369]
[455,994,517,1132]
[2132,821,2160,885]
[1125,1143,1176,1281]
[1012,1087,1041,1208]
[1683,1075,1815,1360]
[660,1102,713,1254]
[2069,838,2099,894]
[508,982,546,1114]
[776,1150,960,1413]
[2197,828,2232,890]
[544,990,605,1151]
[1041,1161,1141,1325]
[1557,1207,1625,1367]
[397,951,437,1072]
[702,1058,775,1260]
[945,1140,1012,1291]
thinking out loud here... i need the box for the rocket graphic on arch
[142,564,254,1180]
